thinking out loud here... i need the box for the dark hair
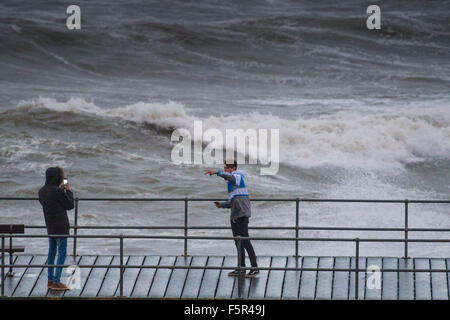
[224,159,237,169]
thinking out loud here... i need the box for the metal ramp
[1,254,449,299]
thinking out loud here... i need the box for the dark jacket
[38,167,74,235]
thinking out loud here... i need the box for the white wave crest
[15,97,450,170]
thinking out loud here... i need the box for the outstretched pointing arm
[204,169,236,184]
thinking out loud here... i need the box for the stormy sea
[0,0,449,257]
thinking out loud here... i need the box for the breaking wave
[4,97,449,170]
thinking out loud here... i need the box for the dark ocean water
[0,0,449,256]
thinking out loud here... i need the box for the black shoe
[228,269,246,277]
[245,268,260,277]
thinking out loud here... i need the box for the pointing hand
[204,169,218,176]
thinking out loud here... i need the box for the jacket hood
[45,167,63,186]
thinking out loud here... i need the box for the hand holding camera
[60,177,70,190]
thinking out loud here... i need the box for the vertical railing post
[295,198,299,258]
[404,199,408,259]
[184,197,188,257]
[1,235,5,297]
[73,198,79,256]
[355,238,360,300]
[8,226,13,277]
[237,235,243,298]
[119,234,124,297]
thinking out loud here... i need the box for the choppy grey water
[0,0,449,257]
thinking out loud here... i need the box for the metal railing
[1,197,449,299]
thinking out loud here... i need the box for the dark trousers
[231,217,257,268]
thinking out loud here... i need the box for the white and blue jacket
[217,170,251,222]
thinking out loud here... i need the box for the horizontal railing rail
[2,233,450,242]
[1,197,449,299]
[1,196,450,203]
[21,225,450,232]
[1,264,448,273]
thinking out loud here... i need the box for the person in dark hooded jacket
[38,167,74,291]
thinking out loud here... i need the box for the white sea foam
[15,97,450,171]
[17,97,104,114]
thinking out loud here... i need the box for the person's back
[39,178,72,235]
[38,167,74,291]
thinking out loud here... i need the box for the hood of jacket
[45,167,63,186]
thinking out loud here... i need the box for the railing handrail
[0,196,449,203]
[2,233,450,242]
[0,264,447,273]
[2,196,449,256]
[19,224,450,232]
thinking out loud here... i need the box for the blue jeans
[47,237,67,283]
